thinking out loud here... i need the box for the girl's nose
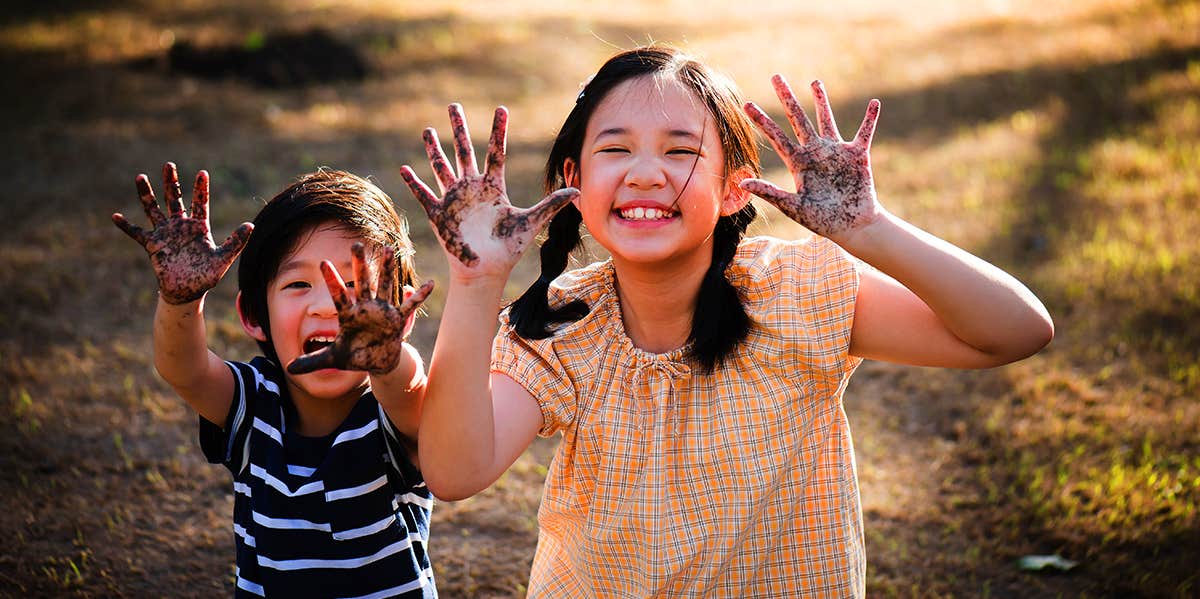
[623,155,667,189]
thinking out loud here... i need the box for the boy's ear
[236,292,268,342]
[719,165,755,217]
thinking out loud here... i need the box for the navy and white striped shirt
[200,357,436,598]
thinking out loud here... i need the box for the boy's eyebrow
[276,257,355,278]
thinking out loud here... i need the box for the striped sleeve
[376,402,423,491]
[199,359,275,476]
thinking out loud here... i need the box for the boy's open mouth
[303,335,336,354]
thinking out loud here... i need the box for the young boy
[113,163,437,598]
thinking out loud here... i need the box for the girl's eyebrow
[593,127,703,141]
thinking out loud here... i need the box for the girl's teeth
[621,207,670,220]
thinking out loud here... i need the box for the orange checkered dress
[492,235,864,598]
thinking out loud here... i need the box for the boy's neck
[284,379,365,437]
[611,253,710,355]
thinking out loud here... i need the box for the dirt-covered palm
[112,162,254,305]
[400,104,579,278]
[742,76,884,241]
[288,243,434,376]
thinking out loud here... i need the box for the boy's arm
[113,163,253,424]
[153,297,238,425]
[743,77,1053,368]
[369,342,425,446]
[401,105,576,500]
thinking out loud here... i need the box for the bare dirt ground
[2,1,1197,597]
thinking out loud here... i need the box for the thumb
[739,179,795,207]
[287,348,338,375]
[520,187,579,234]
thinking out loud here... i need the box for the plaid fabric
[492,235,864,598]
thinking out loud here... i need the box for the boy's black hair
[509,45,760,373]
[237,169,418,363]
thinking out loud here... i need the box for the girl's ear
[236,292,269,342]
[563,158,581,207]
[719,165,755,216]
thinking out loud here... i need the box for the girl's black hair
[237,169,418,363]
[509,45,760,373]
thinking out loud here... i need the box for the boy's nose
[309,286,339,317]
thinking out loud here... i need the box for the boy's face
[255,223,370,402]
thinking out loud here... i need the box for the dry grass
[1,0,1197,596]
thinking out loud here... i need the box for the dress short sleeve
[491,317,579,437]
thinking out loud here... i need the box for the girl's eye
[667,147,701,156]
[596,147,629,154]
[283,281,311,290]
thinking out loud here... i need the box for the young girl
[402,46,1053,597]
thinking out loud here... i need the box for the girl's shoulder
[545,259,616,312]
[733,234,851,276]
[731,234,859,307]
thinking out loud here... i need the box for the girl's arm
[400,105,577,500]
[113,163,253,424]
[743,77,1052,368]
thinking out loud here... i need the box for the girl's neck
[611,251,710,355]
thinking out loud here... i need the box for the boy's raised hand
[112,162,253,304]
[741,76,884,242]
[401,104,579,279]
[288,243,435,375]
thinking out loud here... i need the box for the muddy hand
[112,162,253,304]
[400,104,578,275]
[741,76,883,240]
[288,243,434,376]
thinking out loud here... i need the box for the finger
[287,348,338,375]
[400,166,443,220]
[744,102,803,167]
[319,260,353,311]
[351,242,377,302]
[771,74,817,145]
[111,213,150,246]
[162,162,186,218]
[377,250,397,305]
[740,178,798,207]
[448,103,479,177]
[399,279,435,314]
[853,99,881,150]
[810,80,842,141]
[215,222,254,265]
[191,170,210,225]
[135,174,167,227]
[484,107,508,187]
[423,128,457,194]
[515,187,580,235]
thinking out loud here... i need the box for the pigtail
[509,203,590,339]
[690,203,757,373]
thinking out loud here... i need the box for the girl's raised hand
[112,162,254,304]
[288,243,435,375]
[401,104,579,279]
[742,76,883,242]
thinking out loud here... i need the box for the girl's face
[247,223,369,403]
[568,75,746,270]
